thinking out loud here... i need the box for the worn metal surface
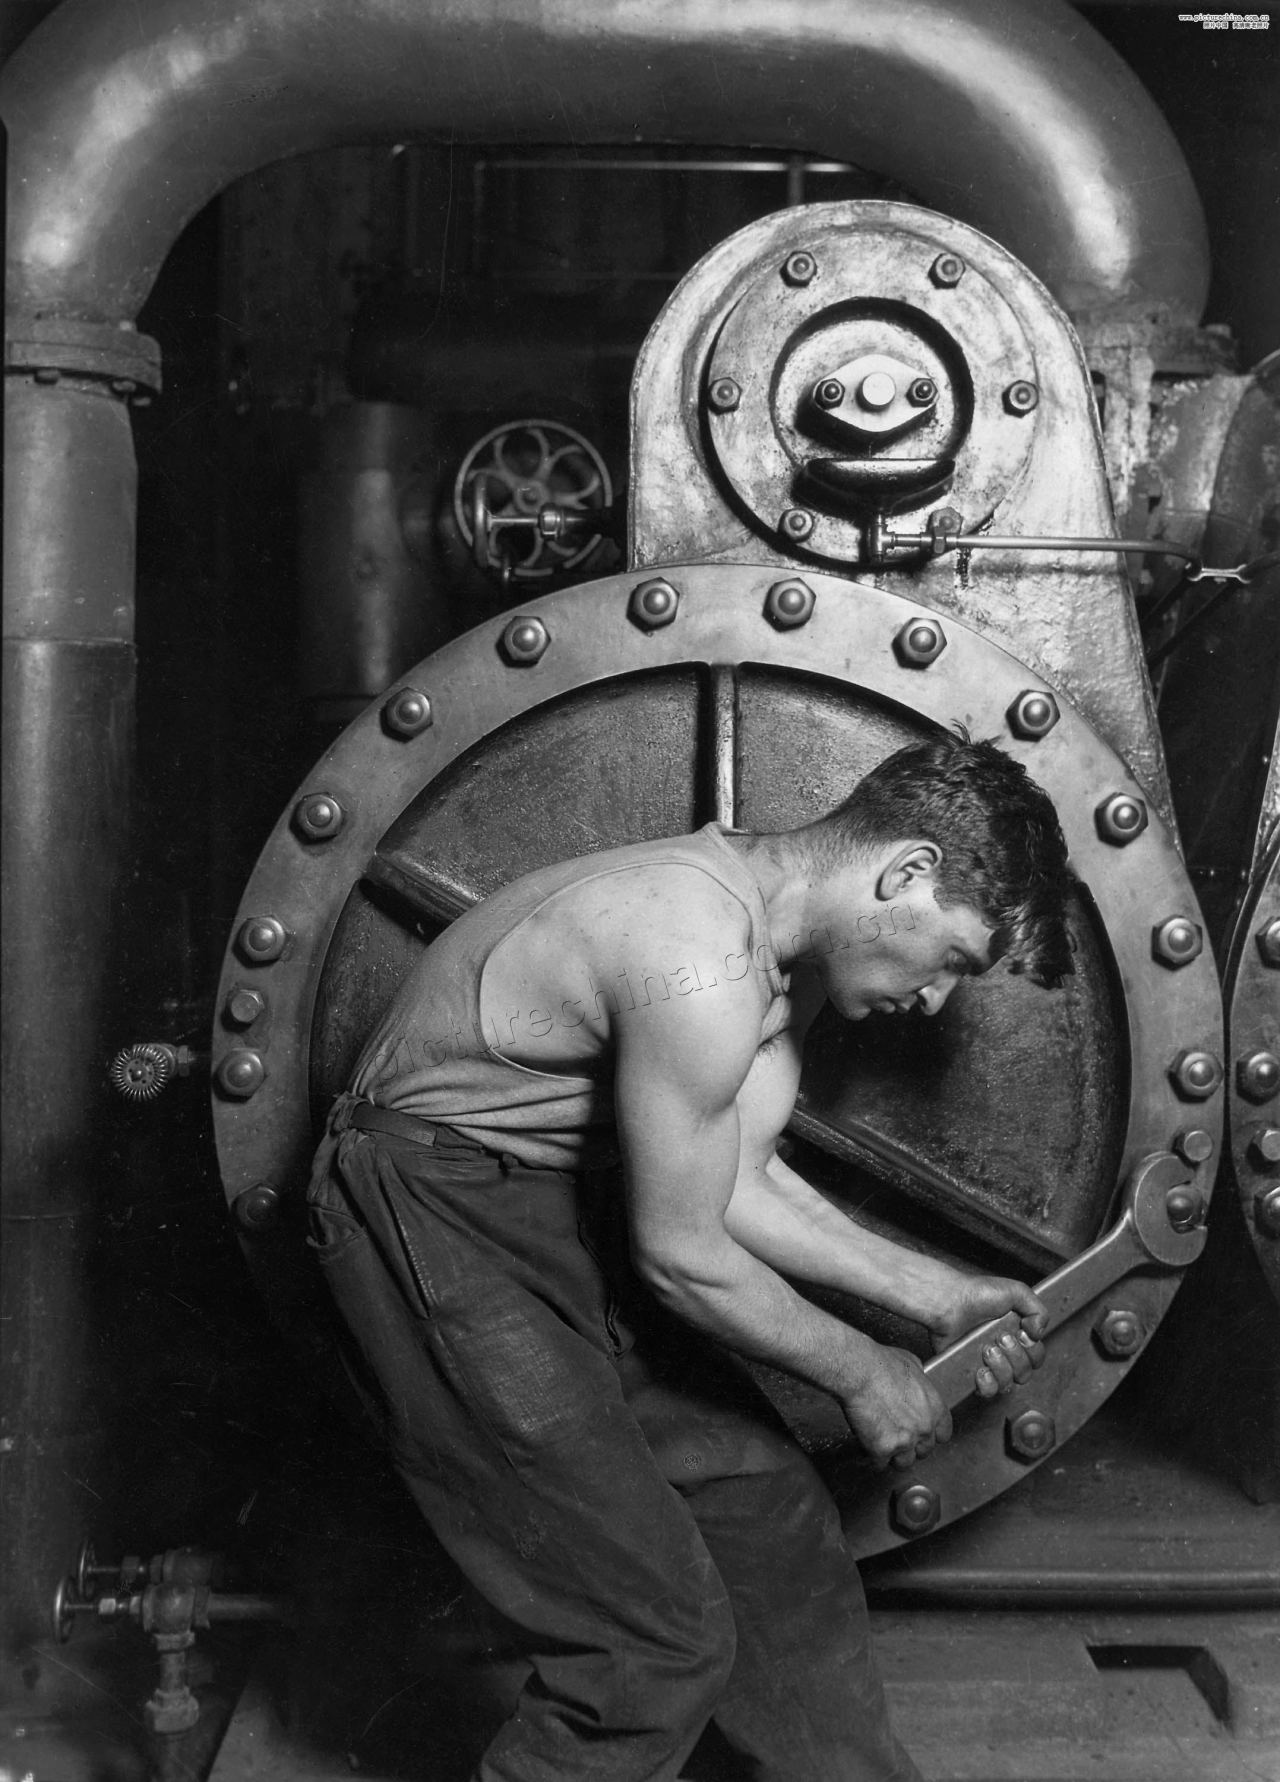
[1226,842,1280,1306]
[211,562,1220,1552]
[630,202,1174,825]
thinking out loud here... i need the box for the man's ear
[875,840,942,902]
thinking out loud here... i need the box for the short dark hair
[808,731,1074,988]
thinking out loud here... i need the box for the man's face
[819,891,998,1021]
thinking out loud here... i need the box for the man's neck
[723,829,873,970]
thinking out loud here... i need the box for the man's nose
[918,977,957,1016]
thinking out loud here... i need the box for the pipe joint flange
[6,317,162,396]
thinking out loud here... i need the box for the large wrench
[923,1151,1207,1410]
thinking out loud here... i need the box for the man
[307,731,1073,1781]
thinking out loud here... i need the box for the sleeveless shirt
[350,823,784,1169]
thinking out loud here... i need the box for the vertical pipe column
[1,374,139,1663]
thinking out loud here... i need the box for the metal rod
[708,666,738,830]
[864,1567,1280,1610]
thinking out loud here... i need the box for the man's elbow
[632,1241,731,1317]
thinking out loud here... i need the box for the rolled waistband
[332,1094,480,1151]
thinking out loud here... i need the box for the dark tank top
[350,823,783,1169]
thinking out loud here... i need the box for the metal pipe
[3,0,1207,327]
[864,1568,1280,1610]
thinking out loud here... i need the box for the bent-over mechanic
[307,733,1073,1781]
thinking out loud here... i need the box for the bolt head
[707,376,742,414]
[858,371,898,411]
[930,253,966,288]
[293,793,344,841]
[1095,792,1149,846]
[1238,1050,1280,1104]
[1003,381,1040,416]
[628,578,680,630]
[1174,1127,1215,1166]
[1165,1185,1205,1232]
[764,579,816,630]
[215,1049,266,1100]
[782,250,817,286]
[1007,1409,1056,1460]
[1170,1048,1224,1101]
[235,1183,281,1232]
[779,507,815,542]
[1007,689,1060,740]
[236,915,287,965]
[1152,916,1204,969]
[814,377,845,410]
[224,986,265,1028]
[500,616,550,665]
[1095,1307,1144,1357]
[894,617,947,667]
[1257,917,1280,968]
[1249,1126,1280,1166]
[907,377,938,406]
[891,1483,941,1536]
[1255,1185,1280,1238]
[382,687,433,739]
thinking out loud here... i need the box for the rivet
[1003,381,1039,416]
[1257,917,1280,968]
[382,687,433,739]
[293,793,344,841]
[234,1183,281,1232]
[814,377,845,410]
[1249,1126,1280,1166]
[500,616,550,665]
[764,579,815,630]
[1152,916,1203,969]
[1170,1048,1223,1101]
[930,253,965,288]
[781,250,817,287]
[628,578,680,630]
[1256,1185,1280,1239]
[890,1483,941,1536]
[1094,1307,1144,1358]
[779,508,815,542]
[215,1049,266,1100]
[236,916,287,965]
[894,617,947,667]
[1174,1127,1214,1166]
[707,376,742,414]
[1095,793,1149,846]
[1165,1185,1205,1232]
[1007,689,1060,740]
[1006,1408,1056,1461]
[1238,1050,1280,1104]
[224,986,266,1028]
[907,377,938,406]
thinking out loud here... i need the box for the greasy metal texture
[1226,840,1280,1305]
[630,203,1174,824]
[2,0,1206,327]
[212,563,1221,1553]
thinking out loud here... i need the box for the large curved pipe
[4,0,1207,326]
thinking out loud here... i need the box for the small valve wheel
[110,1043,174,1102]
[453,419,613,585]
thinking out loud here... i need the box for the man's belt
[346,1099,476,1150]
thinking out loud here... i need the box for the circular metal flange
[1226,839,1280,1304]
[212,562,1221,1555]
[701,221,1037,566]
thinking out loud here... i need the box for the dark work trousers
[306,1093,921,1782]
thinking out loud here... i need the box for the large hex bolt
[814,377,846,410]
[1238,1050,1280,1103]
[628,578,680,630]
[930,252,965,288]
[707,376,742,414]
[1170,1049,1223,1101]
[1152,916,1204,969]
[1094,1307,1144,1358]
[382,687,433,739]
[293,793,344,842]
[1257,917,1280,968]
[894,617,947,667]
[223,986,265,1029]
[1165,1185,1206,1232]
[781,250,817,287]
[234,1183,282,1232]
[1007,690,1060,740]
[501,616,550,666]
[1255,1186,1280,1239]
[1006,1408,1056,1461]
[765,579,816,630]
[907,377,938,407]
[236,916,287,965]
[1249,1126,1280,1166]
[1095,793,1149,846]
[891,1483,941,1536]
[1173,1128,1215,1166]
[1003,380,1040,416]
[215,1049,266,1101]
[779,507,815,543]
